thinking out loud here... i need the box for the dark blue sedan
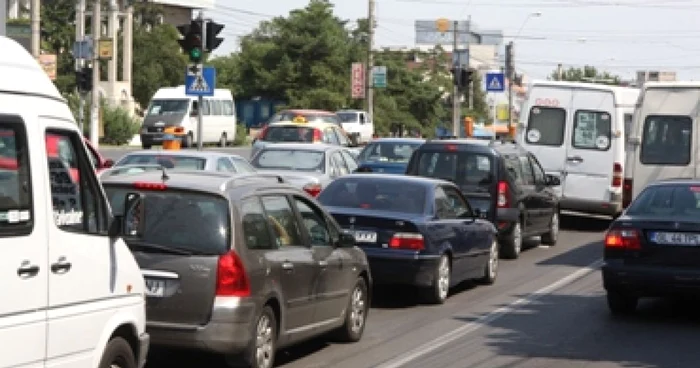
[354,138,425,174]
[317,174,498,304]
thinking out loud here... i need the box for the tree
[40,0,78,94]
[550,65,621,85]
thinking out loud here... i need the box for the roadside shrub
[232,123,248,146]
[101,104,140,145]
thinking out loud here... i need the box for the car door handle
[282,262,294,271]
[17,261,40,278]
[566,156,583,163]
[51,257,72,274]
[318,260,328,268]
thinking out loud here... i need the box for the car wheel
[97,337,136,368]
[479,239,499,285]
[541,211,559,246]
[333,277,369,342]
[219,133,228,147]
[423,254,450,304]
[227,305,277,368]
[607,291,638,316]
[501,221,523,259]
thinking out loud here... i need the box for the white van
[140,86,236,149]
[337,109,374,144]
[0,36,149,368]
[623,81,700,207]
[519,81,640,218]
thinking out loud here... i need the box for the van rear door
[562,89,616,202]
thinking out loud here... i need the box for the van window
[202,100,211,116]
[572,110,611,151]
[640,115,692,165]
[211,100,222,115]
[338,112,358,123]
[525,107,566,146]
[0,120,33,236]
[222,101,234,116]
[624,113,633,152]
[147,99,189,116]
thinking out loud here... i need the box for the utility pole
[556,63,563,81]
[366,0,376,123]
[90,0,101,148]
[30,0,40,57]
[506,41,514,137]
[467,16,473,111]
[452,20,459,137]
[196,11,206,151]
[76,0,86,132]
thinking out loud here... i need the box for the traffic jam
[3,48,700,368]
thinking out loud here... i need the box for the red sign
[535,98,560,107]
[351,62,365,99]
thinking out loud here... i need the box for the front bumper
[362,248,440,288]
[603,261,700,297]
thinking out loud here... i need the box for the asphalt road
[99,146,254,162]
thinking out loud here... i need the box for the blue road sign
[485,72,505,92]
[185,67,216,96]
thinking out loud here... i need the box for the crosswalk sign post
[485,72,505,92]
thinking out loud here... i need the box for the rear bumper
[137,333,150,368]
[363,248,440,288]
[147,297,257,354]
[603,262,700,297]
[560,193,622,217]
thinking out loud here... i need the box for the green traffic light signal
[189,47,202,62]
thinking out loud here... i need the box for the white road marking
[374,258,605,368]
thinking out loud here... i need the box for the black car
[317,174,499,304]
[405,139,561,259]
[603,179,700,315]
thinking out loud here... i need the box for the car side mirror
[123,192,146,238]
[473,208,483,218]
[103,159,114,168]
[338,231,356,248]
[545,174,561,186]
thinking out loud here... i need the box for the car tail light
[133,182,167,190]
[445,144,458,152]
[604,228,641,250]
[389,233,425,250]
[612,162,623,187]
[497,181,510,208]
[303,183,322,197]
[216,251,250,297]
[312,129,323,143]
[174,127,185,134]
[622,178,633,208]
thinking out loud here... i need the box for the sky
[204,0,700,81]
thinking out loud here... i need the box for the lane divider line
[374,258,605,368]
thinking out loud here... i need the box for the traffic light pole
[452,21,460,137]
[89,0,101,147]
[196,13,206,152]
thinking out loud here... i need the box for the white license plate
[652,232,700,246]
[353,231,377,243]
[145,279,165,297]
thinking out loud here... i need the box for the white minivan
[0,36,149,368]
[140,86,236,149]
[623,81,700,207]
[519,81,640,218]
[337,109,374,144]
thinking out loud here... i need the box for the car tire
[97,337,136,368]
[333,277,369,342]
[219,133,228,147]
[423,254,450,304]
[500,221,523,260]
[607,291,638,316]
[541,211,559,246]
[227,305,277,368]
[479,239,499,285]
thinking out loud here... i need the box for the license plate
[353,231,377,243]
[145,279,165,297]
[651,232,700,246]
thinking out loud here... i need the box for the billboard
[415,20,480,45]
[351,62,365,99]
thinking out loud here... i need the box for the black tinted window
[0,120,33,236]
[526,107,566,146]
[640,115,692,165]
[105,187,230,254]
[262,126,317,143]
[116,154,206,170]
[240,197,274,250]
[572,110,611,150]
[318,178,426,214]
[414,150,493,187]
[627,184,700,218]
[359,141,421,163]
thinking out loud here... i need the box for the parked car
[406,139,561,259]
[100,170,371,368]
[113,150,255,174]
[603,178,700,315]
[250,143,359,197]
[317,174,499,304]
[355,137,425,174]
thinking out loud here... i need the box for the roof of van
[0,36,63,100]
[529,80,640,104]
[642,81,700,89]
[152,85,233,99]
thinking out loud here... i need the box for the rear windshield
[359,141,422,163]
[640,115,692,165]
[337,112,358,122]
[318,178,426,214]
[525,107,566,146]
[147,99,189,116]
[626,184,700,218]
[105,186,230,254]
[252,149,325,172]
[262,126,317,143]
[269,112,340,125]
[413,150,494,188]
[116,154,206,170]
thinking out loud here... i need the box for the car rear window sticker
[527,129,541,143]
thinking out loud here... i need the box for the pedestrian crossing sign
[185,66,216,96]
[485,72,505,92]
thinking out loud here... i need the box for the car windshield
[105,186,230,254]
[252,149,325,172]
[414,150,494,187]
[359,141,422,163]
[626,184,700,218]
[115,154,206,170]
[318,178,426,214]
[337,112,358,122]
[147,99,190,116]
[262,126,317,143]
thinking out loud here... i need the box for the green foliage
[101,104,140,145]
[550,66,621,85]
[232,124,249,146]
[40,0,78,93]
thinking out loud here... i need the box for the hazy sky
[205,0,700,81]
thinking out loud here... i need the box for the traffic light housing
[205,21,224,52]
[450,66,474,90]
[177,20,204,63]
[76,67,92,93]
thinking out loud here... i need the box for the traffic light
[460,68,474,89]
[450,66,461,87]
[205,21,224,52]
[75,67,92,93]
[177,20,204,63]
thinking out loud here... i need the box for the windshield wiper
[126,240,195,255]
